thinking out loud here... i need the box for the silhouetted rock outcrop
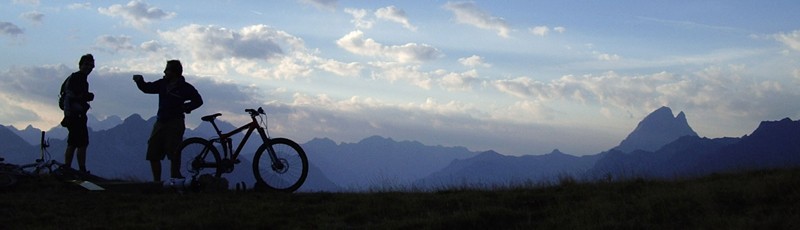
[614,106,698,153]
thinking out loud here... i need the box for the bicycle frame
[208,114,270,161]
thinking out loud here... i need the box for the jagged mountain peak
[614,106,698,153]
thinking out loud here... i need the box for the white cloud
[336,30,442,63]
[458,55,490,68]
[442,1,511,38]
[68,2,92,10]
[375,5,417,31]
[344,8,374,29]
[492,66,800,123]
[98,0,176,29]
[597,53,621,61]
[529,26,565,37]
[530,26,549,37]
[20,11,44,24]
[440,69,479,91]
[775,30,800,51]
[0,22,24,37]
[160,24,303,61]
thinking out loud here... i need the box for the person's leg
[76,147,87,172]
[150,160,161,182]
[170,159,182,179]
[168,120,186,179]
[64,146,76,168]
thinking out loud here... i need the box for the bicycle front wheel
[177,137,222,178]
[253,138,308,192]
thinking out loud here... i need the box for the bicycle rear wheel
[177,137,222,178]
[252,138,308,192]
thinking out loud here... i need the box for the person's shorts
[65,115,89,148]
[146,119,185,161]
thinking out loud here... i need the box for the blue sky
[2,0,800,156]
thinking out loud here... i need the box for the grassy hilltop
[2,167,799,229]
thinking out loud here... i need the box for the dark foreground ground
[1,167,799,229]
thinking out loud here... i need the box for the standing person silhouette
[62,54,95,172]
[133,60,203,182]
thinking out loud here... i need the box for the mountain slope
[614,106,698,153]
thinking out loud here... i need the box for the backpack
[58,75,71,111]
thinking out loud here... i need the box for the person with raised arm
[133,60,203,182]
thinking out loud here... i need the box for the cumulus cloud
[298,0,337,11]
[336,30,443,63]
[0,22,24,37]
[458,55,490,68]
[98,0,176,29]
[775,30,800,51]
[160,24,304,61]
[440,69,480,91]
[442,1,511,38]
[158,24,322,79]
[20,11,44,24]
[375,5,417,31]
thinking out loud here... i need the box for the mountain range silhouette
[2,106,799,191]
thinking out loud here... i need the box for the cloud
[336,30,443,63]
[68,2,92,10]
[0,22,24,37]
[344,8,374,29]
[375,5,417,31]
[94,35,135,53]
[160,24,305,61]
[596,53,621,61]
[139,40,162,52]
[98,0,176,29]
[529,26,565,37]
[492,66,800,123]
[20,11,44,24]
[775,30,800,51]
[440,69,480,91]
[458,55,491,68]
[158,24,318,79]
[298,0,337,11]
[442,1,511,38]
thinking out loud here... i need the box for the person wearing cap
[133,60,203,182]
[62,53,95,172]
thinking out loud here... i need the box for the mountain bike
[0,131,63,187]
[177,107,309,192]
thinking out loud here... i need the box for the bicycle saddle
[201,113,222,121]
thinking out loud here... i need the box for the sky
[2,0,800,156]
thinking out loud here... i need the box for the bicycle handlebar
[245,107,265,117]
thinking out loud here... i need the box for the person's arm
[133,75,160,94]
[182,84,203,114]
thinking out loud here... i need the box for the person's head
[164,60,183,79]
[78,54,94,74]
